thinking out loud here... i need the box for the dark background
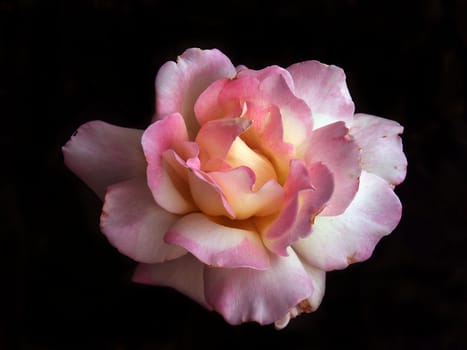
[2,0,467,349]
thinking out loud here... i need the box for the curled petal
[257,72,312,150]
[155,48,236,138]
[62,121,146,199]
[195,117,252,169]
[209,167,285,219]
[349,113,407,186]
[187,169,234,218]
[204,248,313,326]
[287,61,354,129]
[274,262,326,329]
[258,161,334,256]
[225,137,278,189]
[293,171,402,271]
[194,78,237,126]
[302,121,361,216]
[241,102,294,183]
[164,213,270,270]
[142,113,197,214]
[133,254,211,310]
[100,179,186,263]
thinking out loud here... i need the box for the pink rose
[63,48,406,328]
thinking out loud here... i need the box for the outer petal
[142,113,197,214]
[287,61,354,129]
[274,262,326,329]
[349,113,407,186]
[164,213,270,270]
[62,121,146,199]
[302,121,361,216]
[293,171,402,271]
[100,178,186,263]
[132,254,211,309]
[204,248,313,325]
[155,48,237,138]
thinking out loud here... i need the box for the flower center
[225,137,278,190]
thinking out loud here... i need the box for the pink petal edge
[293,171,402,271]
[204,248,313,326]
[164,213,270,270]
[62,121,146,199]
[155,48,237,139]
[100,178,186,263]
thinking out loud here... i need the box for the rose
[63,48,406,328]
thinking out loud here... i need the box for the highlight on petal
[293,171,402,271]
[302,121,361,216]
[287,60,354,129]
[100,178,186,263]
[155,48,237,138]
[164,213,270,270]
[62,121,146,199]
[133,254,212,310]
[274,262,326,329]
[349,113,407,186]
[142,113,197,214]
[204,248,313,326]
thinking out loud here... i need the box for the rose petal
[274,261,326,329]
[187,169,234,218]
[302,121,361,216]
[100,178,186,263]
[257,72,313,150]
[257,161,334,256]
[195,117,252,170]
[204,248,313,326]
[237,65,295,90]
[155,48,236,138]
[194,78,237,126]
[293,171,402,271]
[240,102,293,183]
[349,113,407,186]
[287,60,354,129]
[132,254,211,309]
[195,75,294,182]
[224,137,278,189]
[62,121,146,199]
[164,213,270,270]
[142,113,197,214]
[209,166,284,219]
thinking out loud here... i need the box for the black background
[2,0,467,349]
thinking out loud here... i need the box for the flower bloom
[63,48,406,328]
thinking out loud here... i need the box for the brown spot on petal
[297,299,313,313]
[347,254,357,264]
[101,210,108,219]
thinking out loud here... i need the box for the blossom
[63,48,407,328]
